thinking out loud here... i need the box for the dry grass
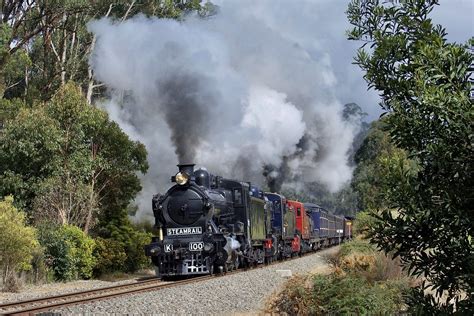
[2,275,22,293]
[265,240,412,314]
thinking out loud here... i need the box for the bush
[314,273,407,314]
[339,238,375,257]
[38,224,96,281]
[3,274,22,293]
[267,239,410,314]
[93,237,127,276]
[339,239,404,282]
[0,196,39,290]
[123,230,152,272]
[352,211,381,238]
[29,246,53,284]
[268,273,408,315]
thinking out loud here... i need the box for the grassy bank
[266,239,412,314]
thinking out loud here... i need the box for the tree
[0,196,39,287]
[0,83,148,234]
[1,1,206,102]
[351,119,417,211]
[347,0,473,311]
[0,107,62,210]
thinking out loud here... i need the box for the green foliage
[92,237,127,276]
[38,224,96,281]
[313,274,407,314]
[0,107,62,210]
[269,272,408,315]
[268,239,410,314]
[1,83,148,235]
[347,0,474,311]
[352,211,381,238]
[0,0,206,101]
[351,119,418,211]
[124,229,153,272]
[339,238,376,257]
[0,196,40,285]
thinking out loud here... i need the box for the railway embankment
[266,239,412,314]
[45,248,337,315]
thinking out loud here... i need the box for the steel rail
[0,276,211,315]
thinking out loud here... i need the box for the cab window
[297,207,301,216]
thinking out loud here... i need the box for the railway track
[0,249,333,315]
[0,276,211,315]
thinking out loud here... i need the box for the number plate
[189,242,204,251]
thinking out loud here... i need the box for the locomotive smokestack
[177,164,195,175]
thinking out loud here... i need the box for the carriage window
[233,188,242,204]
[297,207,301,216]
[274,201,281,213]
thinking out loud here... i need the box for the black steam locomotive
[145,164,352,278]
[145,164,273,276]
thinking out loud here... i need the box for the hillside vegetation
[266,214,412,314]
[0,1,206,291]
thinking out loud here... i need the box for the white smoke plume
[88,0,363,218]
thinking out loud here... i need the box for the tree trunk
[83,177,95,235]
[86,3,114,104]
[60,12,68,85]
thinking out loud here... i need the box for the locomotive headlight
[150,246,161,255]
[175,172,189,185]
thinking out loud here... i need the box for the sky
[234,0,474,121]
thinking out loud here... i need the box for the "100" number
[189,242,204,251]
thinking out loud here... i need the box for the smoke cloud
[88,0,364,218]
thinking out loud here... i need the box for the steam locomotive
[145,164,352,278]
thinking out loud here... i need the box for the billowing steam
[88,0,364,218]
[157,73,216,164]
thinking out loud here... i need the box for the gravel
[0,274,153,304]
[51,247,338,315]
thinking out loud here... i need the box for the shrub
[352,211,381,238]
[123,230,152,272]
[38,224,96,281]
[314,273,406,314]
[0,196,40,290]
[339,239,404,282]
[93,237,127,276]
[29,246,53,284]
[267,239,410,314]
[268,273,408,315]
[339,238,375,257]
[3,274,22,292]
